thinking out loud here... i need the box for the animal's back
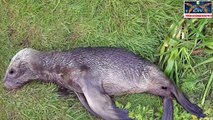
[69,47,153,95]
[71,47,151,69]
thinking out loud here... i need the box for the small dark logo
[184,0,212,18]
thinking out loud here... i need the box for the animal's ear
[161,86,168,90]
[78,74,131,120]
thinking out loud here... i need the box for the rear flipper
[162,97,173,120]
[79,75,131,120]
[171,86,206,118]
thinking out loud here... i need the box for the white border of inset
[184,13,212,18]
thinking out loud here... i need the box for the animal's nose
[3,81,13,90]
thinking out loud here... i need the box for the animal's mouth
[3,79,24,90]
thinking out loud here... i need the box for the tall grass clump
[158,17,213,109]
[159,18,213,84]
[157,18,213,118]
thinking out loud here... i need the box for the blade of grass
[194,57,213,68]
[174,61,179,86]
[201,71,213,105]
[164,49,178,77]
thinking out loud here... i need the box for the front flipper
[171,86,206,118]
[162,97,173,120]
[75,92,99,117]
[79,77,131,120]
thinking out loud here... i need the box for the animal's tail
[171,86,206,118]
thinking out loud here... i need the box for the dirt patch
[19,36,31,47]
[7,27,17,41]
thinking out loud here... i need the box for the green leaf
[124,102,131,109]
[164,49,178,77]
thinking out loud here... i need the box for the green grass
[0,0,212,120]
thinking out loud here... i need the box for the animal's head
[145,66,173,97]
[146,65,206,118]
[3,48,39,90]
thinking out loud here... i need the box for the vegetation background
[0,0,212,119]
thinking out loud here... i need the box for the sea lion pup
[3,47,206,120]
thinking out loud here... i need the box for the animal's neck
[33,51,70,84]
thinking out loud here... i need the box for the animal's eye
[9,69,16,75]
[161,86,167,90]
